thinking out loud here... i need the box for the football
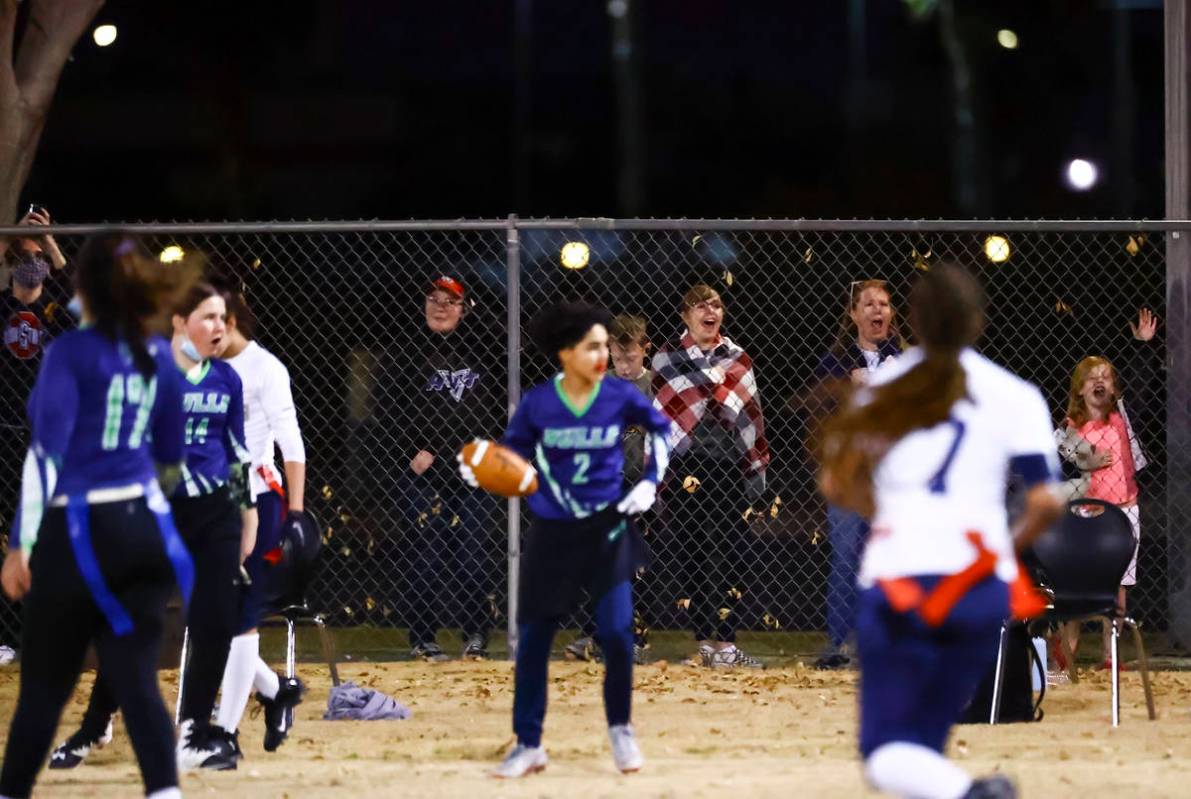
[457,439,539,497]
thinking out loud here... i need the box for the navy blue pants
[239,488,284,633]
[402,479,495,647]
[514,580,634,748]
[857,574,1008,757]
[825,504,868,649]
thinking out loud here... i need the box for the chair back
[262,509,324,611]
[1027,499,1135,601]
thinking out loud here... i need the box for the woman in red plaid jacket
[652,283,770,669]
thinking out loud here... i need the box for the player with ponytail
[817,264,1062,799]
[0,233,197,799]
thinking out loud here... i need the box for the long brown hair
[815,264,985,517]
[75,233,200,377]
[1066,356,1120,428]
[828,279,907,358]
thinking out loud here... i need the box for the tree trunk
[937,0,981,215]
[0,0,103,226]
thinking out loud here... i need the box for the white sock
[254,655,280,700]
[147,788,183,799]
[864,742,972,799]
[215,633,260,733]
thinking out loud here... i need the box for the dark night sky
[22,1,1167,222]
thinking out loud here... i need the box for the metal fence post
[506,214,523,659]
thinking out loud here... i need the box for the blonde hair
[1066,356,1121,428]
[609,313,649,347]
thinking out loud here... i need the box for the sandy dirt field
[1,659,1189,798]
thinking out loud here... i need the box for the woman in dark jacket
[812,279,905,670]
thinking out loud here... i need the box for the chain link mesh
[0,222,1179,662]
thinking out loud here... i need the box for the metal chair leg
[1110,616,1121,727]
[314,614,341,687]
[989,621,1009,724]
[1124,616,1157,721]
[285,618,297,679]
[174,626,190,725]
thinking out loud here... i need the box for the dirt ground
[2,658,1190,798]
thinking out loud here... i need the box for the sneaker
[49,717,114,769]
[410,642,450,662]
[813,653,851,670]
[258,675,304,752]
[962,774,1017,799]
[683,642,715,667]
[703,644,765,669]
[632,643,649,665]
[222,727,244,763]
[0,645,15,666]
[608,724,644,773]
[462,633,489,661]
[176,719,237,771]
[564,636,602,662]
[491,743,548,778]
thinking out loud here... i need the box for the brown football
[458,439,539,497]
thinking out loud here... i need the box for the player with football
[817,264,1062,799]
[458,301,674,779]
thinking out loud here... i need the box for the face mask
[180,335,203,362]
[66,295,83,319]
[12,254,49,288]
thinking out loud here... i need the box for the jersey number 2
[927,419,966,494]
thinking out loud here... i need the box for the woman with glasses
[652,283,770,668]
[372,275,502,660]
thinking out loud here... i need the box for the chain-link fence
[1,219,1186,662]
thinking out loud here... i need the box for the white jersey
[857,347,1057,587]
[224,340,306,498]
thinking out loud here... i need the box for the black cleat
[258,675,305,752]
[963,775,1017,799]
[176,720,237,771]
[49,718,113,770]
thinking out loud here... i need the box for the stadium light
[1065,158,1099,191]
[159,245,185,264]
[92,24,118,48]
[560,241,590,270]
[996,29,1018,50]
[983,235,1011,264]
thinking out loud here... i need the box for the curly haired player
[463,302,674,779]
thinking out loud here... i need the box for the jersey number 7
[927,419,966,494]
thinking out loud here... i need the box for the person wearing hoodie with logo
[0,207,71,664]
[373,275,503,661]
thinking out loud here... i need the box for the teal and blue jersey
[174,359,250,499]
[503,375,674,521]
[12,329,184,550]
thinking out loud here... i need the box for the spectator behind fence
[373,275,502,662]
[565,314,656,664]
[0,206,72,664]
[652,284,770,668]
[811,279,905,670]
[1053,308,1159,672]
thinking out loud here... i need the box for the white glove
[617,480,657,515]
[456,451,480,488]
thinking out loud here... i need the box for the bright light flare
[983,235,1011,264]
[1065,158,1099,191]
[159,245,185,264]
[560,241,590,270]
[996,29,1018,50]
[93,24,117,48]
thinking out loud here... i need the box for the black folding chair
[991,498,1155,726]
